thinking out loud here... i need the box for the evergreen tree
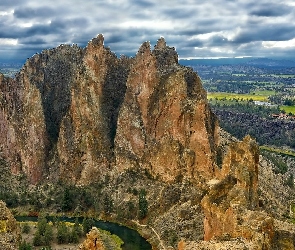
[22,222,30,234]
[19,240,32,250]
[82,218,95,234]
[138,189,148,219]
[33,231,43,246]
[44,224,54,245]
[57,222,69,244]
[37,217,47,235]
[73,218,83,237]
[62,187,73,211]
[70,228,79,243]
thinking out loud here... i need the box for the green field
[207,92,269,101]
[280,105,295,114]
[260,145,295,157]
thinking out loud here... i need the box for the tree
[19,240,32,250]
[82,218,95,234]
[62,187,73,211]
[37,217,47,236]
[33,231,43,246]
[138,189,148,219]
[57,222,69,244]
[103,194,113,214]
[73,218,83,237]
[44,224,54,245]
[70,228,79,243]
[22,222,30,234]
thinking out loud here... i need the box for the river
[16,216,152,250]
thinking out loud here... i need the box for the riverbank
[16,213,152,250]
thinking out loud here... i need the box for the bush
[22,222,30,234]
[73,218,83,237]
[19,240,32,250]
[69,228,79,243]
[82,218,95,234]
[57,222,69,244]
[138,189,148,219]
[33,231,43,246]
[44,224,54,245]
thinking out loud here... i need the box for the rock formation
[0,200,21,249]
[0,34,218,185]
[78,227,105,250]
[115,37,219,182]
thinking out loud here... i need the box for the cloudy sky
[1,0,295,62]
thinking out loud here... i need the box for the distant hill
[180,57,295,67]
[245,58,295,68]
[179,57,253,66]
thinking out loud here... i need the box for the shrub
[22,222,30,234]
[57,222,69,244]
[138,189,148,219]
[82,218,95,234]
[19,240,32,250]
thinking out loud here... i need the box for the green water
[16,216,152,250]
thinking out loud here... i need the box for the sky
[1,0,295,63]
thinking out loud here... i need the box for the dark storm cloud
[129,0,155,8]
[233,24,295,44]
[163,7,196,19]
[249,3,291,17]
[1,0,295,62]
[14,6,56,19]
[0,0,22,8]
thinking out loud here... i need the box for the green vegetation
[56,222,69,244]
[21,222,30,234]
[260,146,295,158]
[207,92,269,102]
[19,240,32,250]
[260,148,289,174]
[280,105,295,114]
[82,218,95,234]
[33,217,53,247]
[100,229,124,250]
[138,189,148,219]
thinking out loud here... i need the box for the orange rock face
[78,227,105,250]
[201,136,275,248]
[115,38,219,182]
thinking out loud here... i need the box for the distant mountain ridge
[180,57,295,67]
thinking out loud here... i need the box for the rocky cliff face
[0,71,46,184]
[78,227,105,250]
[0,34,218,185]
[115,37,219,182]
[201,136,276,248]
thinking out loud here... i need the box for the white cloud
[0,38,18,45]
[262,38,295,48]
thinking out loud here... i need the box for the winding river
[16,216,152,250]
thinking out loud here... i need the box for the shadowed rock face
[0,70,47,184]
